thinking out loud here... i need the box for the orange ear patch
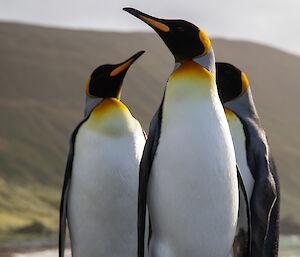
[198,29,211,57]
[240,72,249,96]
[85,77,97,97]
[140,15,170,32]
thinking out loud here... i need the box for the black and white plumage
[124,8,250,257]
[216,62,279,257]
[59,51,146,257]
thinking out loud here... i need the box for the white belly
[148,99,238,257]
[67,122,145,257]
[226,111,254,199]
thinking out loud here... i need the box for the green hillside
[0,22,299,241]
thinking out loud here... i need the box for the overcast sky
[0,0,299,56]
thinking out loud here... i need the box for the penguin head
[123,8,211,63]
[86,51,145,99]
[216,62,249,104]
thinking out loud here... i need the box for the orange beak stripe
[110,59,134,77]
[140,15,170,32]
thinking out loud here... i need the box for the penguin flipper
[264,156,280,257]
[249,146,277,257]
[138,101,163,257]
[59,146,74,257]
[233,165,251,257]
[59,117,89,257]
[59,169,71,257]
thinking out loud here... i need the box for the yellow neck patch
[166,60,216,101]
[92,97,128,114]
[173,60,214,79]
[224,107,236,119]
[224,108,241,131]
[85,98,137,137]
[224,108,245,137]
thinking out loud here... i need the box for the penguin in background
[216,62,279,257]
[124,8,250,257]
[59,51,146,257]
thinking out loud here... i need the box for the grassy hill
[0,22,299,241]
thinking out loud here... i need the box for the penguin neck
[84,96,103,118]
[172,48,216,80]
[193,48,216,79]
[166,60,218,104]
[224,87,260,123]
[163,60,226,134]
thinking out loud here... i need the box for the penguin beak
[123,8,170,33]
[110,50,145,77]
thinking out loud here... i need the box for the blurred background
[0,0,299,256]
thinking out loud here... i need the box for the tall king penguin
[216,63,279,257]
[59,51,146,257]
[124,8,250,257]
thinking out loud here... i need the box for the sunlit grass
[0,181,60,242]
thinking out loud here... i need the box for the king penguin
[216,62,279,257]
[123,8,250,257]
[59,51,147,257]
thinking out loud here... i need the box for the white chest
[226,110,254,199]
[72,125,144,195]
[148,97,238,257]
[67,119,145,257]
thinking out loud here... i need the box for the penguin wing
[59,147,73,257]
[59,117,89,257]
[247,137,277,257]
[138,101,163,257]
[263,155,280,257]
[233,165,251,257]
[232,112,277,257]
